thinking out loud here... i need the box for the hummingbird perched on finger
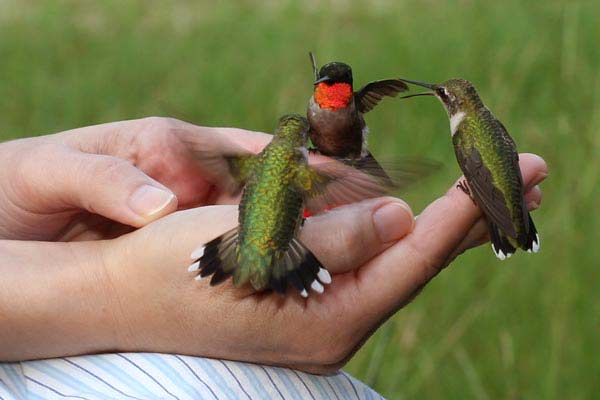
[307,52,409,180]
[183,114,406,297]
[400,78,540,259]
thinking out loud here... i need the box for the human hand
[63,153,544,374]
[0,117,270,241]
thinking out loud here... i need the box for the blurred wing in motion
[354,79,409,113]
[177,130,261,195]
[342,155,441,190]
[296,156,441,215]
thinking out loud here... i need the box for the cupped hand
[98,153,547,374]
[0,117,271,241]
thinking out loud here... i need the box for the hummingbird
[400,78,540,259]
[184,114,403,297]
[307,53,409,180]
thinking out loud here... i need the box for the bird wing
[295,156,440,215]
[354,79,409,113]
[177,130,260,195]
[460,146,517,238]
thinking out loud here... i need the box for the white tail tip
[190,245,205,260]
[495,248,506,261]
[187,261,200,272]
[300,289,309,298]
[310,280,324,294]
[532,234,540,253]
[492,245,514,261]
[317,268,332,284]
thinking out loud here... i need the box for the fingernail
[373,201,414,243]
[525,185,542,211]
[128,185,176,218]
[529,171,548,189]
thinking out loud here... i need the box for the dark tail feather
[188,231,331,297]
[488,220,516,260]
[521,213,540,253]
[270,238,331,298]
[188,228,238,285]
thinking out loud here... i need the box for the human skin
[0,117,547,373]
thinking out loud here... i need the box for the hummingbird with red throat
[307,52,409,179]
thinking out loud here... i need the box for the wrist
[0,240,121,360]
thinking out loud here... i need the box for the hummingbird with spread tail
[307,52,409,178]
[183,114,412,297]
[400,78,540,259]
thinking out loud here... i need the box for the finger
[525,185,542,211]
[211,127,272,153]
[300,197,415,274]
[447,184,543,263]
[356,153,548,313]
[405,153,547,272]
[21,143,177,227]
[49,118,273,207]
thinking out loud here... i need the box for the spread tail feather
[188,228,238,285]
[522,213,540,253]
[488,213,540,259]
[488,220,516,260]
[270,238,331,297]
[188,230,331,297]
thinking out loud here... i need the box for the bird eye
[436,87,452,101]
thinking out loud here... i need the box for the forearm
[0,240,119,361]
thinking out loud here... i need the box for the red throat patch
[314,83,353,110]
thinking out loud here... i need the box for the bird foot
[457,179,476,205]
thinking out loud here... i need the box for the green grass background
[1,0,598,398]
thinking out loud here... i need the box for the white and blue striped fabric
[0,353,384,399]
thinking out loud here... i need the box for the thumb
[21,143,177,227]
[300,197,415,274]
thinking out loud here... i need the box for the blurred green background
[1,0,598,398]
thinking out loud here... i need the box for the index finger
[355,153,548,313]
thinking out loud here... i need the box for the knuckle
[138,116,181,136]
[87,155,133,182]
[405,239,444,286]
[136,116,186,153]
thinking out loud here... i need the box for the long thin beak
[399,78,437,90]
[309,52,319,80]
[314,75,331,85]
[401,92,435,99]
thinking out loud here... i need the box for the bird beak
[309,51,319,80]
[314,75,331,85]
[399,78,437,90]
[401,92,435,99]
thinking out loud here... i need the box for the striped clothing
[0,353,384,399]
